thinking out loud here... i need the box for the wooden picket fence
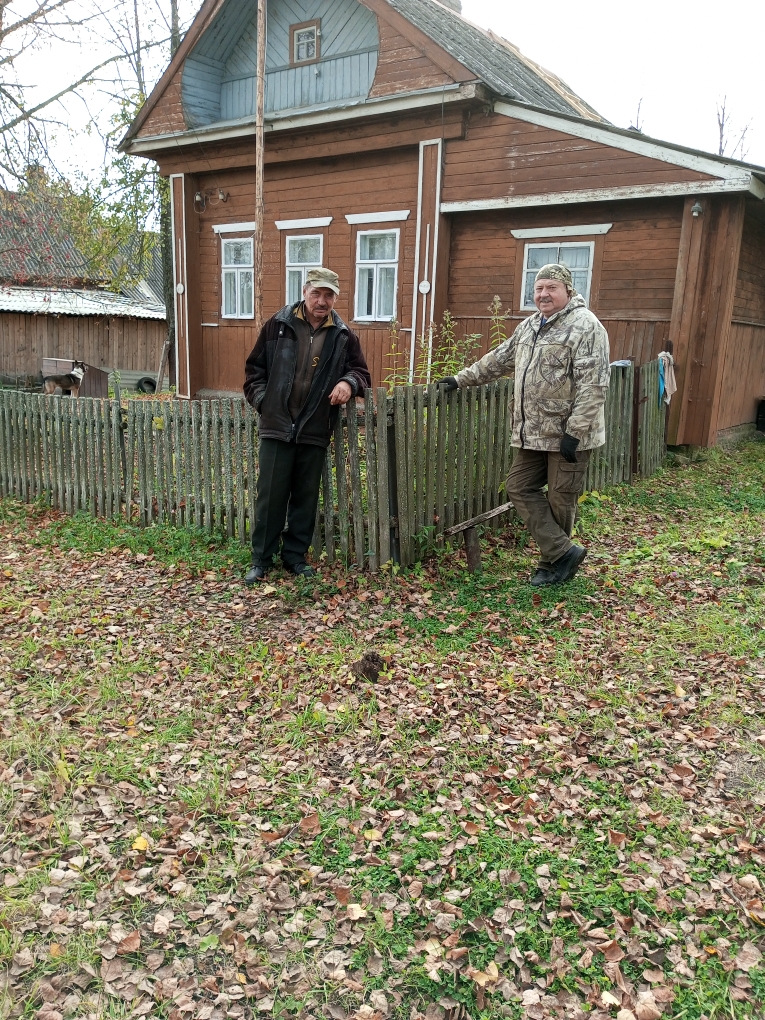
[0,361,664,570]
[635,358,666,478]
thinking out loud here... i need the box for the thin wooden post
[364,389,379,572]
[333,415,350,561]
[253,0,267,330]
[347,404,365,566]
[376,388,391,566]
[322,449,336,563]
[393,386,410,566]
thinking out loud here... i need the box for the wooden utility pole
[254,0,267,330]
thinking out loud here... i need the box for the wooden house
[122,0,765,446]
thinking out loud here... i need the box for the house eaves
[123,82,479,155]
[492,100,765,191]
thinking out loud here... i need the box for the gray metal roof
[0,285,165,320]
[387,0,604,120]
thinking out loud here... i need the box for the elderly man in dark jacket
[243,268,371,583]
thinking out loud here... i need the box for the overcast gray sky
[461,0,765,166]
[24,0,765,182]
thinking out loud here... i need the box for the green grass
[1,440,765,1018]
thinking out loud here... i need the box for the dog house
[41,359,109,398]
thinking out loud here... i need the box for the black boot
[245,565,269,586]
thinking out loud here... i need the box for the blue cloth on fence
[658,357,665,407]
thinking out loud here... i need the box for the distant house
[123,0,765,445]
[0,185,167,389]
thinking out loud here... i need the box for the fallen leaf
[347,903,367,920]
[634,990,662,1020]
[131,835,149,851]
[601,991,621,1007]
[739,874,762,892]
[116,930,141,955]
[735,942,763,972]
[609,829,627,847]
[598,939,625,963]
[299,813,320,835]
[333,883,352,905]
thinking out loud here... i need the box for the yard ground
[1,441,765,1020]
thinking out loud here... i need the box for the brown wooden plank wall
[191,146,420,392]
[137,67,186,138]
[447,199,684,323]
[369,18,454,97]
[448,316,670,369]
[0,313,166,380]
[732,205,765,324]
[717,322,765,430]
[442,115,715,205]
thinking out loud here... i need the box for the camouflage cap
[534,263,574,291]
[305,267,340,295]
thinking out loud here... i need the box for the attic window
[291,20,320,65]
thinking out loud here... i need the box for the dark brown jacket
[243,303,371,447]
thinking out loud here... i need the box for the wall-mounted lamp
[194,191,207,212]
[691,201,703,218]
[217,189,228,203]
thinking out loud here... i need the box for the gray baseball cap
[305,267,340,295]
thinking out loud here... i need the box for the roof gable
[124,0,601,145]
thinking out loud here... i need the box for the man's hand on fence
[436,377,458,391]
[560,433,580,463]
[329,381,352,405]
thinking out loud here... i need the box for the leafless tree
[717,96,751,161]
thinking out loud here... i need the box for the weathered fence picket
[0,361,662,570]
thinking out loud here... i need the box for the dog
[42,361,88,397]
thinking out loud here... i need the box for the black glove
[560,433,580,463]
[436,376,458,391]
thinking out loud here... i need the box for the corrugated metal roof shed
[0,285,166,319]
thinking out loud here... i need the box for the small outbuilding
[0,181,167,391]
[122,0,765,446]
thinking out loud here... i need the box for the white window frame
[521,240,595,311]
[354,228,400,322]
[292,21,319,65]
[221,236,254,319]
[285,233,323,304]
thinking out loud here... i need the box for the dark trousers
[505,448,591,567]
[251,438,327,568]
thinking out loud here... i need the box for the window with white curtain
[221,238,254,318]
[355,229,399,321]
[521,241,594,310]
[285,235,323,305]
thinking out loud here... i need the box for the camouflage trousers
[506,448,591,567]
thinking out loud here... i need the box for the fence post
[631,364,642,482]
[386,409,400,565]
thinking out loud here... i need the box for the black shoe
[530,566,554,587]
[288,561,316,578]
[548,545,587,584]
[244,565,269,586]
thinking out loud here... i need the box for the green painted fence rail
[0,361,664,570]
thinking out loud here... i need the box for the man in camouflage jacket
[438,264,610,586]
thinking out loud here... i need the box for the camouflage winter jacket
[456,294,610,451]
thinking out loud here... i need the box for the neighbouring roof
[387,0,604,120]
[0,185,165,309]
[0,285,166,319]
